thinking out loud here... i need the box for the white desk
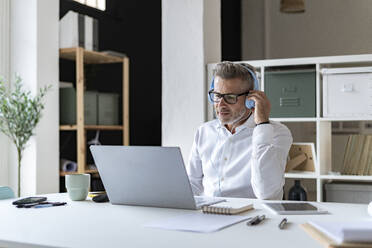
[0,194,370,248]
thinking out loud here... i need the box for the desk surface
[0,194,370,248]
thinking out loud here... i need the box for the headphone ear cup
[246,99,255,109]
[208,78,215,103]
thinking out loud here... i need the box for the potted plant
[0,76,51,197]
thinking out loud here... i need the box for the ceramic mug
[65,174,90,201]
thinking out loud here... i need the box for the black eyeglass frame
[208,90,250,104]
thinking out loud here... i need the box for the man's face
[213,76,249,125]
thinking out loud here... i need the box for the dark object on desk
[278,218,288,229]
[16,202,48,208]
[33,202,67,208]
[12,197,47,206]
[16,201,67,208]
[92,193,109,203]
[263,202,328,215]
[288,180,307,201]
[246,215,265,226]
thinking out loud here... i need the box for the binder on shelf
[84,15,93,51]
[342,135,372,176]
[59,11,99,51]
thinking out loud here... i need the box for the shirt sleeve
[186,128,204,196]
[250,123,293,200]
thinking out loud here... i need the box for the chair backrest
[0,186,15,200]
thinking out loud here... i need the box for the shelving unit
[59,47,129,177]
[207,54,372,202]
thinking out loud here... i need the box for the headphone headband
[239,64,257,90]
[209,63,259,109]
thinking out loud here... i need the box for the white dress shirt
[187,115,293,200]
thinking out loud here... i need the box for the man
[186,61,293,200]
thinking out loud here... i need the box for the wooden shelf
[85,169,99,174]
[60,169,99,177]
[60,125,77,130]
[85,125,123,130]
[60,171,78,176]
[60,125,124,131]
[59,47,124,64]
[59,47,130,187]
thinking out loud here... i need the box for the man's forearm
[250,124,292,200]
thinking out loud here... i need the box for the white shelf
[207,54,372,202]
[272,117,372,122]
[271,118,317,122]
[320,117,372,122]
[285,171,317,179]
[320,175,372,181]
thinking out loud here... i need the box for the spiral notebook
[202,201,254,215]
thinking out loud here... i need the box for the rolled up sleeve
[186,128,204,196]
[250,123,293,200]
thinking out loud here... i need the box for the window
[74,0,106,11]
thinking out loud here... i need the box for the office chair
[0,186,15,200]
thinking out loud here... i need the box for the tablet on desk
[263,203,328,215]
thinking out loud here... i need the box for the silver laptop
[90,146,223,210]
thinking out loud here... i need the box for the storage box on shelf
[60,88,98,125]
[325,182,372,204]
[59,47,129,181]
[97,92,120,125]
[265,68,316,118]
[322,67,372,118]
[207,54,372,202]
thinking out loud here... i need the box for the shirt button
[224,157,228,161]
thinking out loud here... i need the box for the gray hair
[213,61,256,90]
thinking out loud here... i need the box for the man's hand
[247,90,271,124]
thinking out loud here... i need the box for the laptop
[90,146,223,210]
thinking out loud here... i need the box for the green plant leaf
[0,75,51,152]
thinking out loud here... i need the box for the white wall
[162,0,221,161]
[241,0,265,60]
[9,0,59,195]
[242,0,372,60]
[0,0,10,186]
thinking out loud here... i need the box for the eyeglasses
[208,90,250,104]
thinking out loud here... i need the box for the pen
[33,202,67,208]
[246,215,265,226]
[278,218,287,229]
[16,201,51,208]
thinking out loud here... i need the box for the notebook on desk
[202,201,254,215]
[90,146,224,210]
[301,222,372,248]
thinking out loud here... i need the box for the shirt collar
[215,112,256,132]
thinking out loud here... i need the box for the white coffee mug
[65,174,90,201]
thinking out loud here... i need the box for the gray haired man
[187,61,293,200]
